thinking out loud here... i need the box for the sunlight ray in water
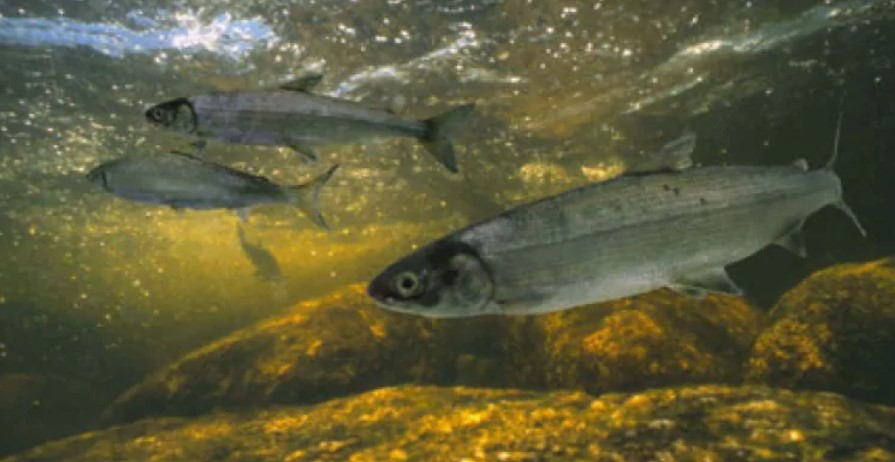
[0,10,279,60]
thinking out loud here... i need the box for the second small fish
[144,74,475,173]
[86,151,339,229]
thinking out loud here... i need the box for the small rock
[746,257,895,404]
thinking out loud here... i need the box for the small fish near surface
[367,117,866,317]
[144,73,475,173]
[86,151,339,229]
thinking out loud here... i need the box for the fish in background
[144,73,475,173]
[236,224,284,283]
[86,151,339,229]
[367,118,865,317]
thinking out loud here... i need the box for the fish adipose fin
[670,267,743,298]
[421,103,475,173]
[280,74,324,92]
[284,164,339,230]
[825,111,868,237]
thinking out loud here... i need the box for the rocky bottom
[5,384,895,462]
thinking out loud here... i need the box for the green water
[1,0,894,456]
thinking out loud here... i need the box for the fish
[86,151,339,229]
[367,117,865,317]
[236,224,284,282]
[144,73,475,173]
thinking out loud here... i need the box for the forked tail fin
[284,164,339,230]
[826,112,867,237]
[421,103,475,173]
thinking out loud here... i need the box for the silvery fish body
[86,152,338,229]
[367,157,864,318]
[144,75,474,172]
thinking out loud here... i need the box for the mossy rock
[746,257,895,404]
[101,285,766,426]
[9,384,895,462]
[507,289,766,394]
[100,284,448,425]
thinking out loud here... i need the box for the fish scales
[366,154,863,317]
[460,165,838,312]
[191,92,425,140]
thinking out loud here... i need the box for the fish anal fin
[791,159,809,171]
[670,267,743,298]
[775,230,807,258]
[235,208,251,222]
[280,74,324,92]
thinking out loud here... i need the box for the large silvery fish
[367,122,865,317]
[144,74,474,173]
[86,152,339,229]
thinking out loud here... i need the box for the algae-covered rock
[100,284,448,425]
[508,289,766,394]
[746,257,895,405]
[102,285,766,425]
[8,384,895,462]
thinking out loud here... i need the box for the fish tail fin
[421,103,475,173]
[825,111,844,171]
[824,111,867,237]
[284,164,339,230]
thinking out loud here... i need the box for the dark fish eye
[152,108,166,121]
[394,271,423,298]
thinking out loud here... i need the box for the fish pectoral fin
[670,267,743,298]
[289,143,320,163]
[279,74,324,92]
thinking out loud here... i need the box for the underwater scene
[2,0,895,460]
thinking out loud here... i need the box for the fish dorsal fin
[670,267,743,298]
[280,74,324,92]
[791,159,809,171]
[625,131,696,176]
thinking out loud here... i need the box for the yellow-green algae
[102,285,765,425]
[7,384,895,462]
[504,289,766,394]
[746,257,895,405]
[100,284,449,425]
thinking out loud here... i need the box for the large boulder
[100,285,448,425]
[8,384,895,462]
[506,289,766,394]
[746,257,895,405]
[101,285,766,425]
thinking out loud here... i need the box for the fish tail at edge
[285,164,339,231]
[824,111,867,237]
[421,103,475,173]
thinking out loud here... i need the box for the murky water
[2,0,895,456]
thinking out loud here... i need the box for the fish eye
[394,271,423,298]
[151,108,166,120]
